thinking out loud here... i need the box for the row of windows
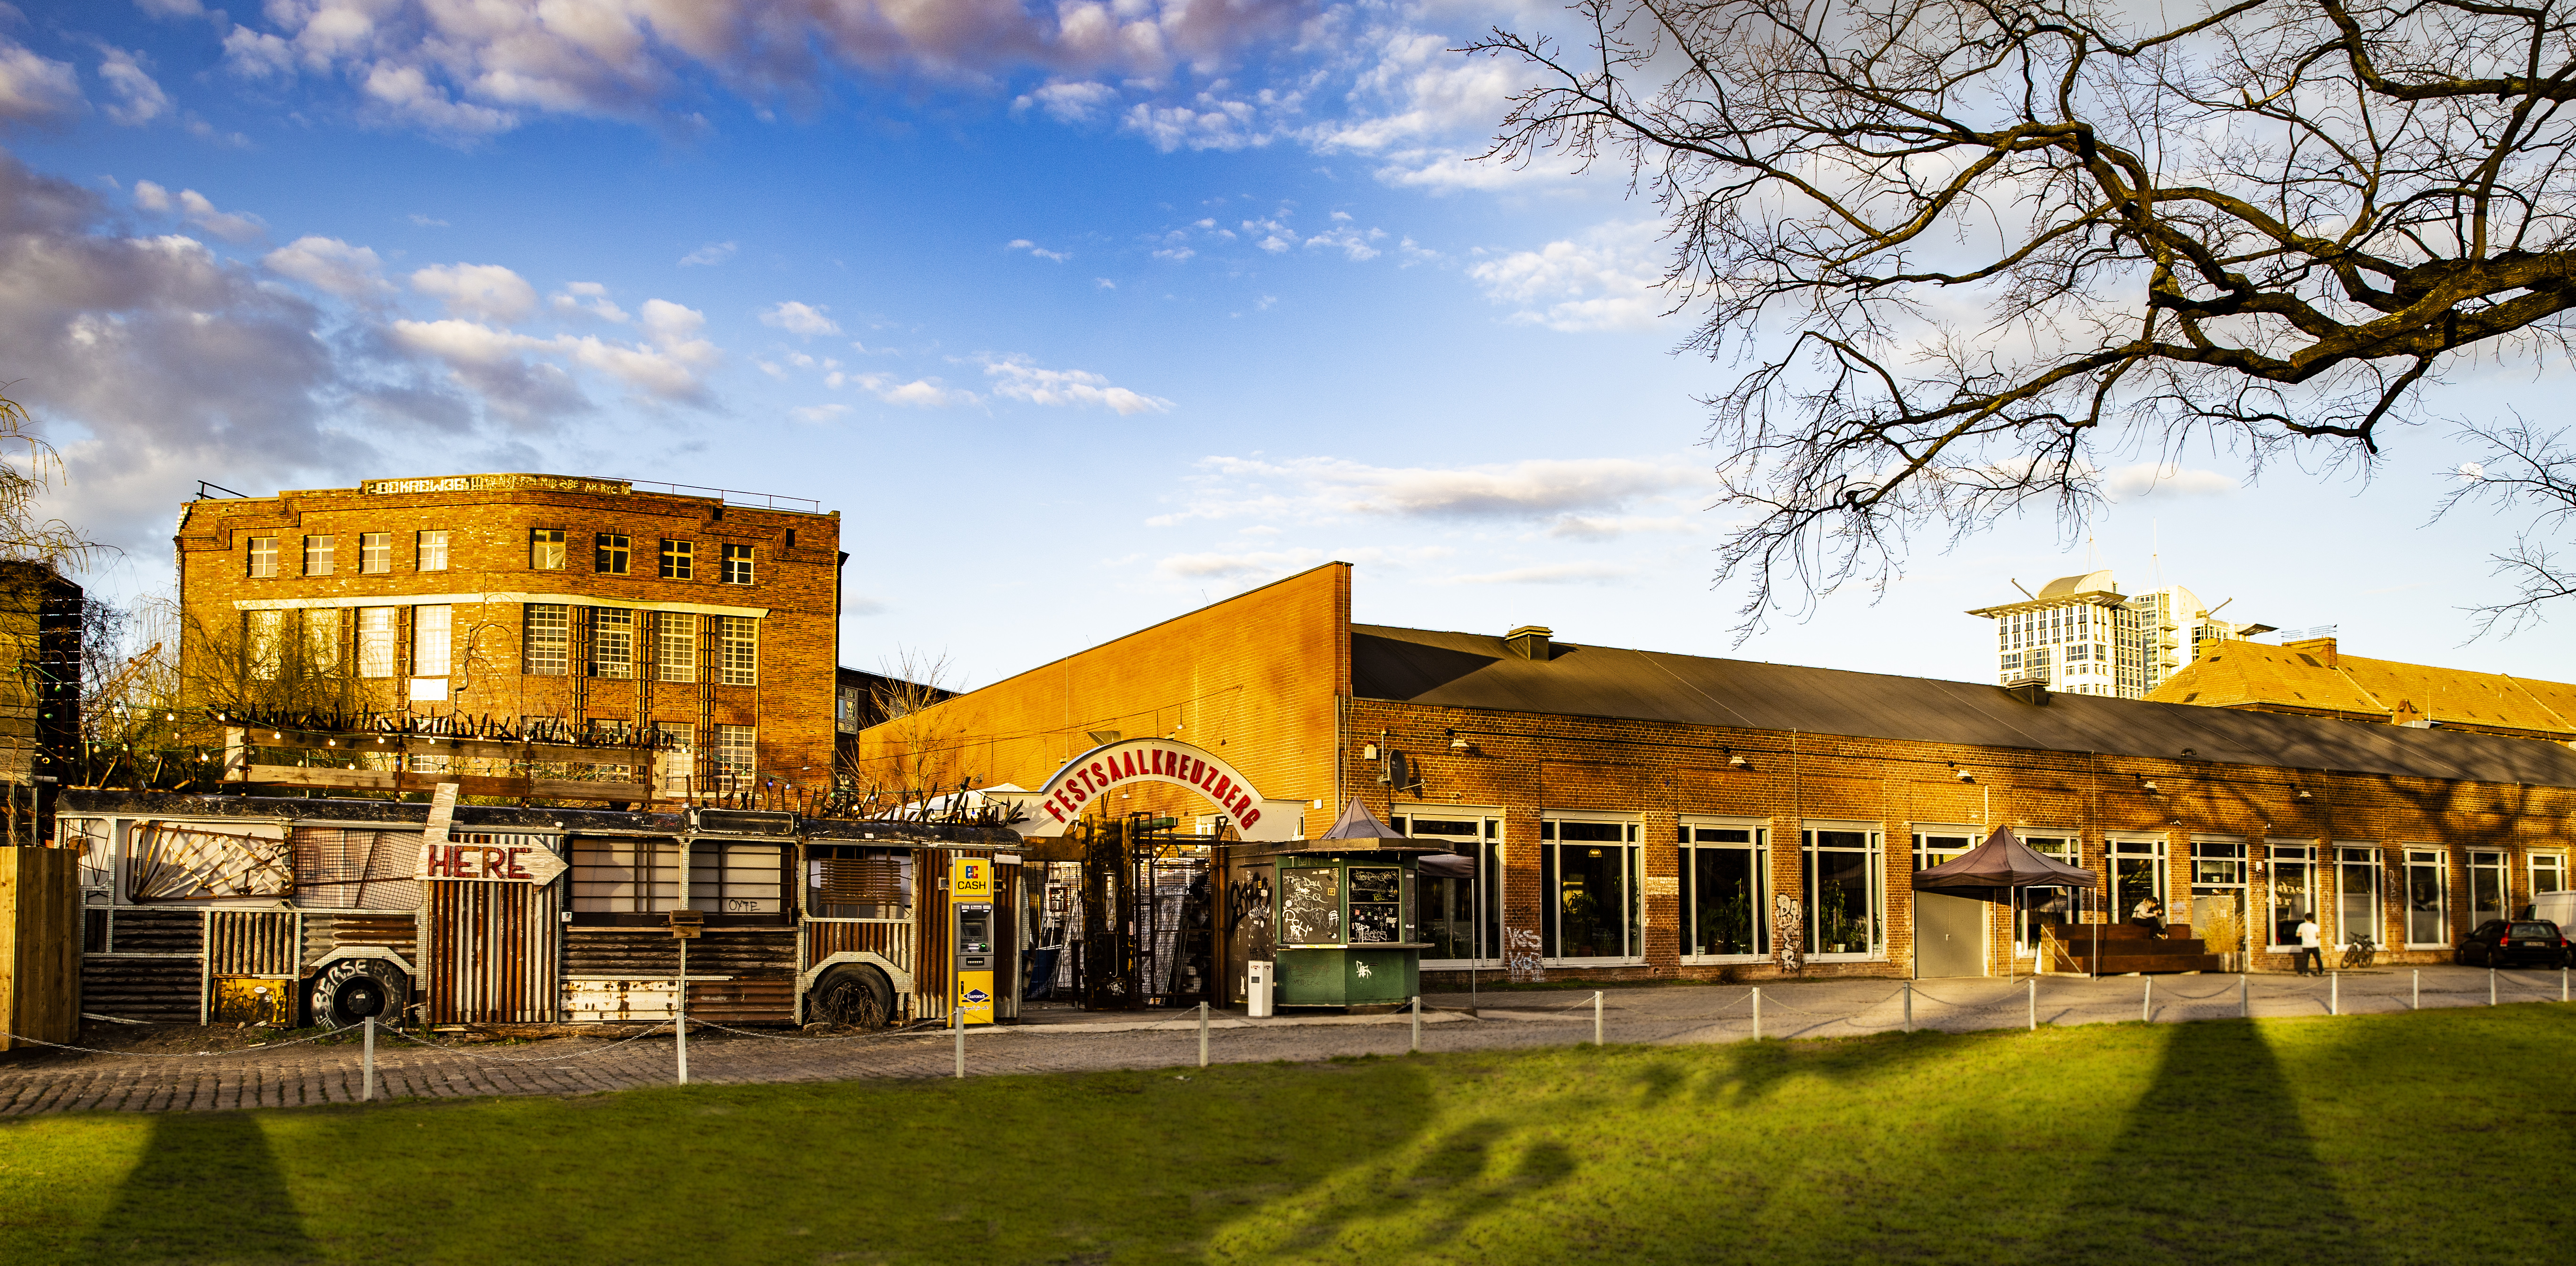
[242,605,756,687]
[244,530,761,584]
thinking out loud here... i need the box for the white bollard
[1752,987,1762,1040]
[2239,972,2249,1020]
[362,1013,375,1103]
[2491,966,2499,1007]
[1410,996,1421,1054]
[1200,1001,1210,1067]
[2413,969,2420,1011]
[676,938,690,1086]
[2027,977,2036,1031]
[1592,989,1603,1047]
[2563,966,2569,1004]
[2330,970,2339,1017]
[2142,977,2152,1024]
[952,1006,964,1080]
[1902,980,1913,1032]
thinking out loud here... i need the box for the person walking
[2294,913,2324,976]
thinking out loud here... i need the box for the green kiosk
[1228,800,1438,1012]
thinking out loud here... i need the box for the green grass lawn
[3,1006,2571,1265]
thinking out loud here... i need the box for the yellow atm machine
[951,857,996,1025]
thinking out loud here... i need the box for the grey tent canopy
[1417,853,1475,879]
[1912,826,2097,889]
[1317,799,1400,839]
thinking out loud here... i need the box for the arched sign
[1000,739,1303,841]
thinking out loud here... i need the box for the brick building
[859,562,2576,983]
[175,474,842,799]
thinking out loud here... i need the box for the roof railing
[619,480,823,513]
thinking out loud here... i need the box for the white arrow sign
[413,782,568,884]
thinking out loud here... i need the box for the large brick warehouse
[858,563,2576,983]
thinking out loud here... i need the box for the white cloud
[1468,220,1668,332]
[0,38,81,126]
[263,236,390,301]
[760,301,840,336]
[409,213,450,227]
[96,46,171,126]
[550,281,627,322]
[1151,454,1716,527]
[678,241,736,267]
[1016,80,1119,123]
[1156,548,1328,580]
[133,182,266,242]
[1547,513,1696,539]
[790,403,849,423]
[982,357,1172,414]
[1438,562,1640,586]
[839,374,974,408]
[393,296,718,404]
[410,262,539,323]
[1007,238,1071,262]
[1123,97,1265,152]
[1304,222,1384,261]
[2100,463,2241,500]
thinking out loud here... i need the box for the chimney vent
[2284,634,2338,668]
[1505,625,1553,661]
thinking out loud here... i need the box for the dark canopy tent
[1913,826,2097,889]
[1317,799,1400,840]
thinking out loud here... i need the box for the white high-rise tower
[1967,572,2271,698]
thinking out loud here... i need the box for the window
[2470,850,2509,928]
[2110,836,2167,923]
[785,528,797,549]
[355,607,398,678]
[247,609,284,680]
[125,822,292,901]
[657,613,697,683]
[303,534,335,576]
[417,529,449,571]
[412,605,451,677]
[720,542,754,584]
[531,528,566,570]
[2404,848,2448,947]
[570,836,680,918]
[358,532,391,573]
[1679,822,1766,959]
[292,827,422,912]
[659,539,692,579]
[2017,836,2079,955]
[1401,812,1501,964]
[595,532,630,575]
[656,722,694,798]
[715,723,754,785]
[719,616,758,686]
[590,607,634,679]
[1539,816,1642,961]
[303,609,340,674]
[246,537,278,578]
[2533,853,2568,899]
[2189,839,2250,955]
[2268,843,2317,949]
[524,604,569,675]
[805,846,912,919]
[2336,845,2382,948]
[1803,825,1884,957]
[690,841,788,919]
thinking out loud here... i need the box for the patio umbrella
[1912,825,2097,889]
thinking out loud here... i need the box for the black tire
[806,963,895,1029]
[308,958,409,1030]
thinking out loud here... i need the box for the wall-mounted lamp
[1361,744,1379,761]
[2139,778,2161,795]
[1954,767,1976,782]
[1728,754,1749,769]
[2296,788,2313,802]
[1451,737,1471,752]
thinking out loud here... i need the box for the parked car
[2455,920,2571,968]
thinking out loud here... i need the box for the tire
[308,958,410,1030]
[805,964,894,1029]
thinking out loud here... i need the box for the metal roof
[1350,624,2576,787]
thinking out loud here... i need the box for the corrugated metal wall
[425,881,560,1023]
[205,910,300,976]
[78,907,202,1023]
[806,920,912,972]
[563,928,795,1023]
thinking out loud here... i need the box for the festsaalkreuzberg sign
[992,739,1307,842]
[361,473,631,498]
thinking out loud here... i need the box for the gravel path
[1,963,2561,1115]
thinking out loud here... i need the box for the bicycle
[2339,937,2377,970]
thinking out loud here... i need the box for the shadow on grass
[2047,1020,2382,1264]
[81,1111,317,1264]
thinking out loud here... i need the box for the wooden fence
[0,846,79,1050]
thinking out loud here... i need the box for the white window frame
[1802,819,1885,961]
[2107,833,2169,922]
[2531,851,2568,901]
[246,536,278,578]
[590,607,635,680]
[1539,810,1644,966]
[1679,813,1769,964]
[2333,843,2383,950]
[417,529,449,572]
[524,604,569,676]
[1394,803,1503,970]
[358,531,392,574]
[2468,849,2510,928]
[658,613,698,684]
[411,605,451,678]
[2401,846,2450,949]
[2011,830,2081,956]
[719,615,758,686]
[355,607,398,679]
[2264,841,2320,951]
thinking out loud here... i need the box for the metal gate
[425,880,560,1023]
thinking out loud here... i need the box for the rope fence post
[2563,965,2568,1003]
[1592,990,1603,1047]
[1409,996,1420,1054]
[361,1014,375,1103]
[1902,980,1913,1033]
[2239,973,2249,1020]
[1200,1001,1211,1067]
[675,936,690,1087]
[2330,970,2339,1017]
[2413,969,2420,1010]
[2027,977,2036,1031]
[2142,977,2152,1024]
[952,1005,964,1079]
[2491,966,2499,1007]
[1752,987,1762,1040]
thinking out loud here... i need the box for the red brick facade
[874,562,2576,983]
[175,474,842,797]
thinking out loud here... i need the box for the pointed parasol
[1912,825,2097,889]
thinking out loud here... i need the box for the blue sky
[0,0,2563,690]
